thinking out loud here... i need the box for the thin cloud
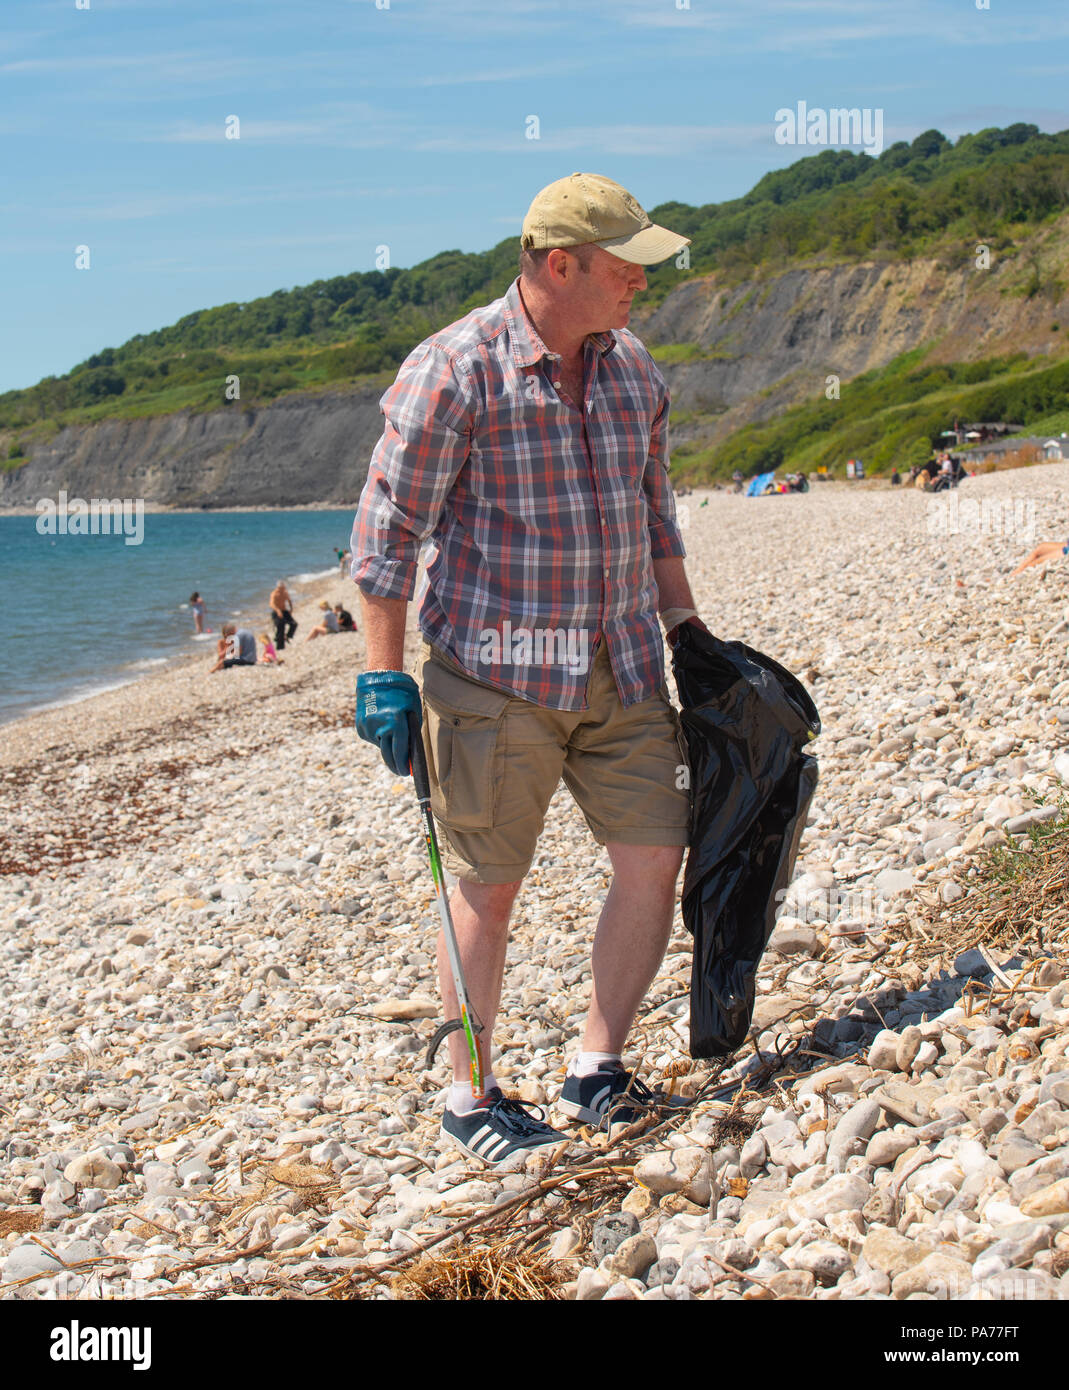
[147,99,394,146]
[154,119,346,144]
[0,49,260,81]
[396,59,598,88]
[414,122,773,156]
[606,0,1069,49]
[8,183,437,224]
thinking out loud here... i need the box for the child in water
[189,592,210,634]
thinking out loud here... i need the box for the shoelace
[486,1093,556,1138]
[605,1068,658,1115]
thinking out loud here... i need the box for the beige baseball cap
[521,172,690,266]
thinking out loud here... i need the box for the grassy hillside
[2,123,1068,450]
[670,350,1069,482]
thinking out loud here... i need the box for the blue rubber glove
[356,670,421,776]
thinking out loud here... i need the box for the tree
[911,129,950,160]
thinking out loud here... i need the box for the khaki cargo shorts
[414,638,691,885]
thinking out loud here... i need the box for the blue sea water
[0,509,359,724]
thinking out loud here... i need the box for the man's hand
[356,671,421,776]
[666,615,710,647]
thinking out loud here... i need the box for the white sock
[567,1051,622,1079]
[447,1076,498,1115]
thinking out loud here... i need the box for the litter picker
[407,710,486,1100]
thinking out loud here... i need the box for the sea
[0,508,360,724]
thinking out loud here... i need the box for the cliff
[630,226,1069,449]
[0,386,386,508]
[3,226,1066,507]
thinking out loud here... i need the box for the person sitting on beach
[210,623,258,671]
[333,603,355,632]
[270,580,297,651]
[1012,539,1069,575]
[259,633,284,664]
[303,600,340,642]
[930,455,954,494]
[189,591,207,634]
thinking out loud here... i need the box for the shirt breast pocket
[471,395,581,519]
[593,409,651,492]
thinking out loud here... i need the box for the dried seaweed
[391,1242,567,1301]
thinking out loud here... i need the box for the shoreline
[0,501,360,517]
[0,499,362,727]
[1,448,1062,518]
[5,459,1069,739]
[0,564,347,731]
[0,563,368,759]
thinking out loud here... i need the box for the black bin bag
[671,624,821,1058]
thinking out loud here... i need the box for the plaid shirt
[351,276,685,710]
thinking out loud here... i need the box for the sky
[3,0,1069,393]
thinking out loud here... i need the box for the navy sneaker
[441,1088,570,1169]
[558,1063,660,1131]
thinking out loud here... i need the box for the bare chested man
[269,580,297,650]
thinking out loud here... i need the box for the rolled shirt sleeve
[351,344,472,601]
[643,373,686,561]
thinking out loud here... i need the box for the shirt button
[553,380,561,388]
[603,567,610,577]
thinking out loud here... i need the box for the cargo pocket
[421,654,511,832]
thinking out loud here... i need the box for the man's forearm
[652,556,697,615]
[358,590,409,670]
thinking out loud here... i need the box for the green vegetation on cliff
[2,124,1068,440]
[671,350,1069,481]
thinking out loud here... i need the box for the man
[210,622,257,671]
[350,173,706,1167]
[269,579,297,650]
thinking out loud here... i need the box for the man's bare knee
[454,876,524,926]
[606,843,684,888]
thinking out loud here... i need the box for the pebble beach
[3,464,1069,1303]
